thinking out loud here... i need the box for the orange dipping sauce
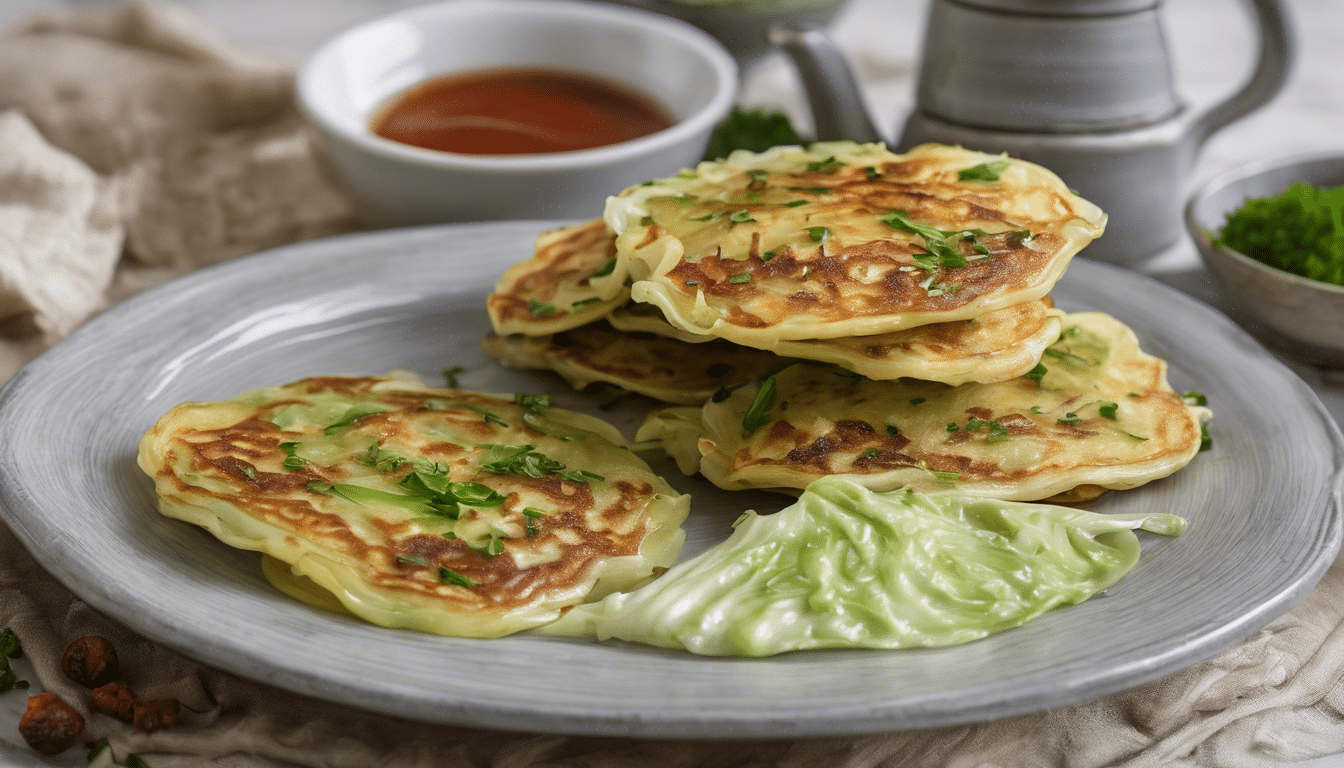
[371,68,676,156]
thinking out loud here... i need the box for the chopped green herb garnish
[760,249,777,262]
[729,210,756,225]
[946,422,959,432]
[1043,348,1095,367]
[1029,406,1044,415]
[1128,392,1142,398]
[1098,401,1119,419]
[242,465,257,479]
[479,443,596,483]
[886,424,900,437]
[571,297,604,312]
[742,375,778,435]
[1127,432,1150,441]
[808,226,830,243]
[1216,182,1344,287]
[864,166,880,180]
[397,555,430,566]
[965,417,1010,437]
[359,443,407,472]
[513,393,550,412]
[910,397,927,405]
[323,404,390,435]
[527,299,557,318]
[279,441,307,470]
[522,507,546,518]
[593,259,617,278]
[1,627,31,691]
[1200,423,1212,452]
[787,186,831,194]
[443,366,465,387]
[1184,391,1208,406]
[783,199,810,207]
[688,212,721,222]
[462,405,508,427]
[958,159,1011,182]
[729,273,752,284]
[439,567,478,587]
[857,448,880,459]
[930,469,961,483]
[1057,412,1081,425]
[467,536,506,558]
[1023,363,1048,388]
[806,156,844,173]
[640,216,654,226]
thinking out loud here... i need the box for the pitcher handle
[1190,0,1295,146]
[765,25,886,144]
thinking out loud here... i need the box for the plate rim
[0,219,1340,739]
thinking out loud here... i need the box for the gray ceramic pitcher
[772,0,1294,264]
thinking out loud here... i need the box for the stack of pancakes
[485,142,1210,502]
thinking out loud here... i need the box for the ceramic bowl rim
[296,0,739,175]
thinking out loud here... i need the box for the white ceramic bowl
[298,0,738,225]
[1186,153,1344,368]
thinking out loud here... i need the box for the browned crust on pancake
[487,218,615,330]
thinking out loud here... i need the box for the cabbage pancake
[483,323,791,405]
[609,298,1064,385]
[487,218,627,336]
[138,374,690,637]
[599,142,1105,345]
[639,312,1210,500]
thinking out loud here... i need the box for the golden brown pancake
[138,373,690,637]
[598,142,1105,345]
[487,218,627,336]
[483,323,790,405]
[609,298,1065,385]
[638,312,1210,501]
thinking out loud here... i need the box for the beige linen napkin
[2,3,1344,767]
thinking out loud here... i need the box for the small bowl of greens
[1186,153,1344,368]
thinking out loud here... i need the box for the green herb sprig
[1216,182,1344,286]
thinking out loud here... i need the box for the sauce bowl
[298,0,737,225]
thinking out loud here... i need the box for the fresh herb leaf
[806,156,844,173]
[808,226,830,243]
[593,259,617,278]
[358,443,406,472]
[688,212,721,222]
[467,536,507,558]
[513,393,550,412]
[571,297,604,312]
[1042,348,1095,367]
[1200,423,1212,452]
[1029,406,1044,415]
[729,210,756,225]
[760,249,777,262]
[279,441,307,470]
[965,417,1010,437]
[886,424,900,437]
[946,422,959,432]
[527,299,558,318]
[729,273,752,284]
[742,375,778,435]
[1023,363,1048,388]
[323,404,390,435]
[865,166,880,180]
[787,186,831,194]
[1127,432,1150,441]
[442,366,465,387]
[783,199,810,207]
[857,448,880,459]
[958,159,1011,182]
[462,405,508,427]
[1216,181,1344,287]
[1057,412,1081,424]
[1184,391,1208,406]
[910,397,927,406]
[439,568,478,587]
[1098,401,1119,419]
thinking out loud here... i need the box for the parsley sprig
[0,627,30,693]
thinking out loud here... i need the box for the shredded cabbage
[545,477,1184,656]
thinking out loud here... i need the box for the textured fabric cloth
[1,3,1343,767]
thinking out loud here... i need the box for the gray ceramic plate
[0,221,1340,739]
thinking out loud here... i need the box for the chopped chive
[886,424,900,437]
[729,273,752,284]
[442,366,465,387]
[1098,401,1119,419]
[572,297,604,311]
[729,210,756,225]
[593,258,617,277]
[958,159,1011,182]
[783,199,810,207]
[1184,391,1208,406]
[397,555,430,566]
[761,249,777,262]
[527,299,557,318]
[808,226,830,243]
[742,375,778,435]
[439,567,477,587]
